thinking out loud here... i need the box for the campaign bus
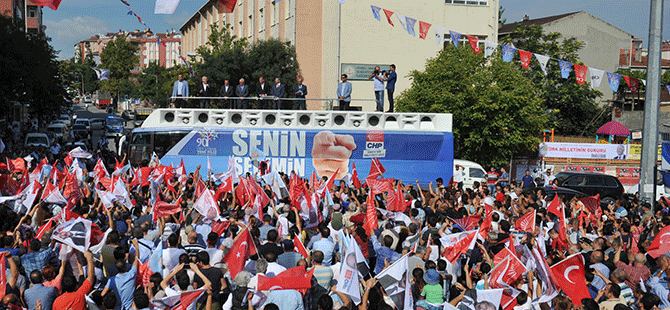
[127,109,454,183]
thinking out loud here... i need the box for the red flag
[366,178,394,195]
[648,225,670,258]
[140,167,154,187]
[172,289,206,310]
[383,9,394,26]
[9,158,25,173]
[30,0,62,10]
[386,183,406,212]
[368,158,385,179]
[257,266,314,294]
[579,194,600,214]
[550,254,591,305]
[574,64,588,85]
[362,193,378,235]
[289,172,308,208]
[0,253,5,297]
[479,203,494,239]
[519,50,533,69]
[351,162,361,189]
[515,209,536,233]
[195,178,206,198]
[137,260,152,287]
[214,175,234,201]
[63,153,73,167]
[35,218,55,241]
[114,158,124,171]
[41,181,55,201]
[219,0,237,13]
[442,230,477,263]
[293,234,309,259]
[317,168,339,199]
[547,195,563,218]
[222,228,257,278]
[310,171,320,192]
[32,158,48,175]
[466,35,481,53]
[418,21,431,40]
[153,196,183,222]
[448,214,482,231]
[211,220,231,235]
[624,76,639,94]
[489,255,526,289]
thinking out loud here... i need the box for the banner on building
[540,142,628,160]
[617,167,641,186]
[564,165,606,174]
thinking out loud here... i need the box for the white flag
[484,40,497,57]
[434,26,446,45]
[589,68,605,88]
[396,13,407,30]
[69,147,92,159]
[52,218,92,253]
[44,187,68,205]
[376,254,413,309]
[112,178,133,209]
[336,235,362,304]
[534,54,550,75]
[193,189,221,222]
[96,189,117,209]
[154,0,180,14]
[476,289,504,305]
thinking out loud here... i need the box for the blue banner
[558,60,572,79]
[502,45,516,62]
[159,128,454,183]
[450,30,461,48]
[371,5,381,21]
[607,72,621,92]
[405,17,417,37]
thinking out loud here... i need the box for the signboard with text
[341,63,391,81]
[540,142,628,159]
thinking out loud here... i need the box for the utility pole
[639,0,664,203]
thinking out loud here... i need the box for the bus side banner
[160,128,454,182]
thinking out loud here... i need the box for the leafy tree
[138,61,167,105]
[500,25,606,136]
[245,38,300,105]
[100,37,139,106]
[59,58,99,97]
[396,46,546,167]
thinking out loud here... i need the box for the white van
[454,159,487,189]
[24,133,50,148]
[47,123,68,143]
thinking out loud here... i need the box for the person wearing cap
[415,269,444,310]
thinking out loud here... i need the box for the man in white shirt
[453,163,465,189]
[543,169,555,187]
[264,252,287,277]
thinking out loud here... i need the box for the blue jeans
[375,90,384,111]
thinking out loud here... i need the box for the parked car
[524,186,610,210]
[75,118,92,135]
[553,172,624,204]
[47,123,68,143]
[64,141,89,152]
[72,124,90,141]
[121,110,135,121]
[91,118,106,130]
[454,159,487,189]
[24,133,50,148]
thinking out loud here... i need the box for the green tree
[396,46,546,167]
[100,37,139,105]
[245,38,300,102]
[500,25,606,136]
[138,61,168,105]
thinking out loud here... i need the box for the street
[72,102,133,155]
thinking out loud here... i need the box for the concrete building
[74,30,182,70]
[0,0,44,33]
[180,0,499,111]
[499,11,634,104]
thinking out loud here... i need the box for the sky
[43,0,669,60]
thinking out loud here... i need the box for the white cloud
[44,16,109,59]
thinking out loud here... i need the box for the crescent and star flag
[518,50,533,69]
[449,30,461,48]
[558,60,572,79]
[501,45,516,62]
[418,21,431,40]
[579,194,600,214]
[624,76,639,94]
[52,218,93,253]
[214,175,234,201]
[515,209,536,233]
[294,234,309,258]
[29,0,61,10]
[574,64,588,84]
[222,228,257,278]
[153,196,183,222]
[534,53,550,75]
[607,72,621,92]
[648,225,670,258]
[550,253,591,305]
[155,0,181,14]
[257,266,314,293]
[383,9,394,26]
[370,5,381,21]
[466,35,481,53]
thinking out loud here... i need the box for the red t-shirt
[53,279,92,310]
[495,192,505,203]
[487,172,499,185]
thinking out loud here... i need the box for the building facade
[74,30,182,71]
[180,0,499,111]
[0,0,43,33]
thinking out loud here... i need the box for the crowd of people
[0,144,669,310]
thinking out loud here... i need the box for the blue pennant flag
[558,60,572,79]
[449,30,461,48]
[501,45,516,62]
[127,10,133,15]
[371,5,381,21]
[607,72,621,92]
[405,17,417,36]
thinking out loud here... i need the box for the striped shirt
[183,243,206,258]
[312,265,334,290]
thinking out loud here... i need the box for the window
[153,131,189,157]
[604,176,619,187]
[469,168,486,179]
[445,0,488,5]
[564,176,586,186]
[286,0,292,19]
[259,8,265,31]
[272,1,278,25]
[588,175,606,187]
[27,6,37,18]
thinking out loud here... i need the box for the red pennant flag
[153,196,183,222]
[466,35,481,53]
[214,175,234,201]
[442,230,477,263]
[351,162,361,189]
[515,209,536,233]
[222,228,257,278]
[519,50,533,69]
[257,266,314,294]
[211,220,231,235]
[648,225,670,258]
[366,178,394,195]
[0,253,5,297]
[362,194,378,235]
[623,76,639,94]
[550,254,591,305]
[219,0,237,13]
[418,21,432,40]
[383,9,394,26]
[578,194,600,215]
[293,234,309,259]
[489,255,526,289]
[479,203,494,239]
[547,195,563,219]
[574,64,588,85]
[368,158,386,179]
[448,214,482,231]
[29,0,62,10]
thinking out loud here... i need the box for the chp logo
[363,131,386,158]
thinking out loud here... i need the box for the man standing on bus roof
[171,74,189,109]
[368,66,386,112]
[236,78,250,109]
[198,76,212,109]
[337,74,352,111]
[256,76,271,109]
[294,76,307,110]
[220,79,235,109]
[386,64,397,112]
[272,77,285,110]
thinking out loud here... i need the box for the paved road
[72,103,133,155]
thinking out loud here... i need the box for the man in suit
[219,79,235,109]
[271,77,285,110]
[236,78,249,109]
[171,74,189,108]
[294,77,307,110]
[198,76,212,108]
[256,76,272,109]
[337,74,352,111]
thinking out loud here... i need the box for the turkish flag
[442,229,477,263]
[222,228,257,278]
[211,220,230,235]
[624,76,639,94]
[648,225,670,258]
[368,158,385,179]
[351,162,361,189]
[383,9,394,26]
[219,0,237,13]
[515,209,536,233]
[293,234,309,259]
[214,175,233,202]
[547,195,563,218]
[550,253,591,305]
[466,35,481,53]
[153,196,183,222]
[362,193,378,235]
[579,194,600,214]
[418,21,432,40]
[257,266,314,294]
[29,0,61,10]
